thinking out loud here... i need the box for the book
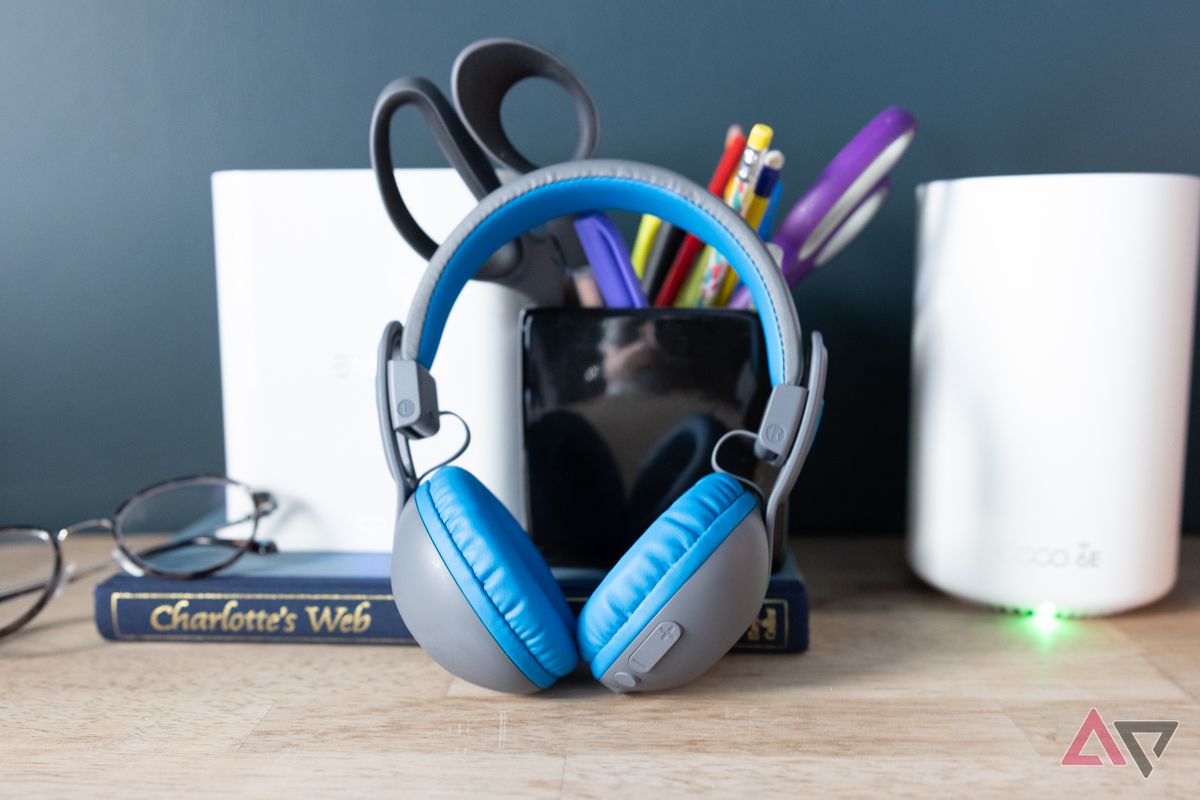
[94,550,808,652]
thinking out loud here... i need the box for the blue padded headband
[401,160,804,386]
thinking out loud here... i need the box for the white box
[212,169,528,551]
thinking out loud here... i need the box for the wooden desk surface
[1,536,1196,798]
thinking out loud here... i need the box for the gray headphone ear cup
[595,513,769,694]
[390,495,542,694]
[576,474,769,693]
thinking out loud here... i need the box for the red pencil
[653,131,746,306]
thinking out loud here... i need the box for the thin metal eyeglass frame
[0,475,277,640]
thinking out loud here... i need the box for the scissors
[370,38,600,300]
[727,107,917,308]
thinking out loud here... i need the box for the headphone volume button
[627,621,683,674]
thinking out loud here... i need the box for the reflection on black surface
[522,309,772,568]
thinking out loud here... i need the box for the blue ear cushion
[576,472,759,678]
[415,466,578,687]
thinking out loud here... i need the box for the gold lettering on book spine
[147,598,302,634]
[304,601,372,634]
[737,600,789,650]
[122,593,392,638]
[744,606,778,643]
[121,594,791,649]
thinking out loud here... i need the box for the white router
[909,173,1200,617]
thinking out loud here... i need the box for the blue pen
[573,213,648,308]
[758,178,784,238]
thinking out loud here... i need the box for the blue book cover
[94,550,808,652]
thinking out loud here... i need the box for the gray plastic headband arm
[375,321,420,501]
[764,332,828,559]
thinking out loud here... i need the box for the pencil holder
[521,307,788,570]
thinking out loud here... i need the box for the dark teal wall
[3,1,1199,531]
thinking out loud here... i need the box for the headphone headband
[381,160,827,566]
[399,160,804,387]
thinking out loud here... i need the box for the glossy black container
[521,308,783,569]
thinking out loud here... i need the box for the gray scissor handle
[452,38,600,174]
[370,76,521,281]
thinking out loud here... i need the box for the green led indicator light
[1031,601,1059,633]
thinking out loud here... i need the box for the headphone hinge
[754,384,808,466]
[388,358,440,439]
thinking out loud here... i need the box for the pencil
[698,124,773,306]
[653,129,746,306]
[715,150,785,305]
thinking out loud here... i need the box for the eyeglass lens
[116,479,259,574]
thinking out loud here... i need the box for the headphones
[376,160,827,694]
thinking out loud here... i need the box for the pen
[638,125,741,295]
[698,124,773,306]
[641,222,686,300]
[654,128,747,306]
[630,215,662,278]
[657,125,739,297]
[746,151,784,230]
[758,177,784,238]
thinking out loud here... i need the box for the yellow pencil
[698,124,773,306]
[716,150,785,304]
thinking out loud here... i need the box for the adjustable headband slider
[387,358,440,438]
[754,384,808,467]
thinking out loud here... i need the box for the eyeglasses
[0,475,278,640]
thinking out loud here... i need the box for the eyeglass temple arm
[0,495,281,605]
[134,533,279,560]
[0,578,56,604]
[0,557,115,604]
[0,539,276,604]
